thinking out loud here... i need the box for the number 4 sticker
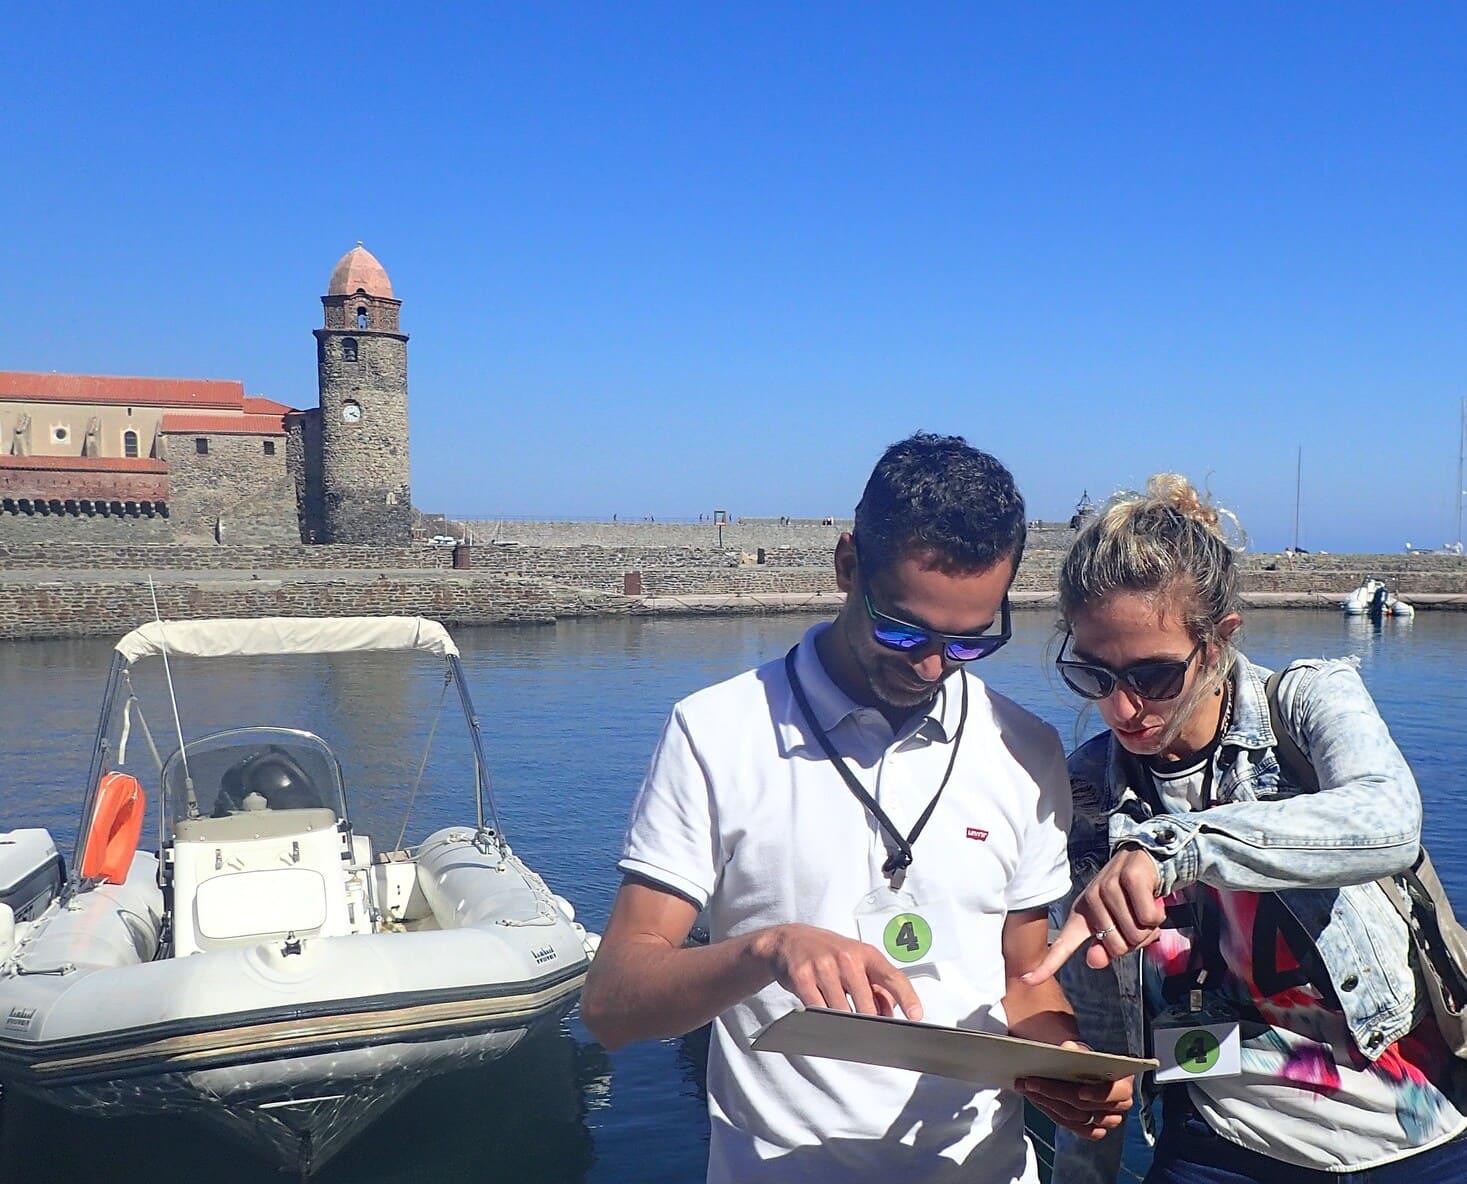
[883,912,933,963]
[855,900,960,970]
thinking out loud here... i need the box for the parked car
[428,535,458,545]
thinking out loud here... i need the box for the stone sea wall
[0,573,630,640]
[0,526,1464,640]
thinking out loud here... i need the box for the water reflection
[0,1024,609,1184]
[1341,610,1414,654]
[0,610,1464,1183]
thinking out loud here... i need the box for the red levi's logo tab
[966,827,989,841]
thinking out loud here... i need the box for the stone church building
[0,244,412,545]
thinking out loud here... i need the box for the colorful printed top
[1144,753,1467,1169]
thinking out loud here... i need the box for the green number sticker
[1175,1029,1221,1074]
[883,912,933,963]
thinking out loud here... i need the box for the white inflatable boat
[0,617,594,1175]
[1342,578,1415,617]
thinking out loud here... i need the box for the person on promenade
[1025,475,1467,1184]
[581,433,1132,1184]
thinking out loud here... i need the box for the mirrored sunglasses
[1055,634,1204,701]
[863,591,1011,662]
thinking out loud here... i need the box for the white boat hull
[0,830,590,1174]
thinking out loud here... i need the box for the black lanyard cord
[784,646,969,878]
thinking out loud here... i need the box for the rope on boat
[393,670,454,850]
[118,679,166,774]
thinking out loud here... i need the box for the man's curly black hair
[853,432,1026,578]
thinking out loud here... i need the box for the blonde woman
[1024,476,1467,1184]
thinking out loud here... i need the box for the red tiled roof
[0,454,168,474]
[158,412,287,435]
[328,244,394,298]
[242,395,294,414]
[0,372,246,410]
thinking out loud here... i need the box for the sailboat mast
[1457,398,1464,552]
[1293,445,1302,553]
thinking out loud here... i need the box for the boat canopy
[115,616,460,663]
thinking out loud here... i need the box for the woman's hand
[1023,848,1165,985]
[1015,1046,1134,1139]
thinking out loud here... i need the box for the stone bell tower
[313,243,411,543]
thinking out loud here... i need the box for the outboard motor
[1368,584,1390,622]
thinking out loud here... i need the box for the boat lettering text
[6,1006,36,1031]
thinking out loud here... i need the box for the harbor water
[1,608,1464,1182]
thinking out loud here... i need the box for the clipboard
[752,1006,1156,1088]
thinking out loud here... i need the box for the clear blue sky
[3,4,1465,551]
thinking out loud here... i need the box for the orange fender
[81,772,145,884]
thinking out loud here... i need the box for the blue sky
[3,4,1465,551]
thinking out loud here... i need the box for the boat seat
[174,808,339,844]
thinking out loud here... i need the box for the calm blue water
[0,609,1464,1182]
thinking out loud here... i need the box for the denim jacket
[1051,652,1424,1184]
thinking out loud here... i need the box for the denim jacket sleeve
[1113,657,1422,896]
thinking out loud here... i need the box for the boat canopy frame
[74,616,505,880]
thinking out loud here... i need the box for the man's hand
[1015,1050,1134,1140]
[582,882,923,1049]
[1023,848,1165,986]
[751,923,923,1020]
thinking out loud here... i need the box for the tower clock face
[341,401,362,423]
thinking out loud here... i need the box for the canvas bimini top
[114,616,460,664]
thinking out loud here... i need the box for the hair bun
[1147,473,1221,532]
[1060,471,1246,644]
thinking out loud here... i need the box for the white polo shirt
[620,623,1072,1184]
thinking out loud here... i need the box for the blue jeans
[1146,1088,1467,1184]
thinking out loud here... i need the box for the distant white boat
[1342,579,1414,618]
[1342,579,1384,615]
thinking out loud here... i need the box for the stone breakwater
[0,527,1464,641]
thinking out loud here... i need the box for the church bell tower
[313,243,411,543]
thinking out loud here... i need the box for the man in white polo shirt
[581,433,1131,1183]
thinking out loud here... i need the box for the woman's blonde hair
[1058,474,1244,647]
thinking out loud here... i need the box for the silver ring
[1092,926,1116,942]
[1087,1113,1097,1126]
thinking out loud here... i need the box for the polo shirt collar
[780,622,963,751]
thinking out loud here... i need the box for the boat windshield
[160,728,348,828]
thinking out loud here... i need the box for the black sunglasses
[1056,634,1204,701]
[863,590,1012,662]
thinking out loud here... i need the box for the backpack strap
[1263,667,1319,793]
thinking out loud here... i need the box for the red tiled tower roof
[327,243,394,298]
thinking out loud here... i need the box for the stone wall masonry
[0,542,455,571]
[287,413,323,543]
[167,432,299,544]
[463,518,851,550]
[455,519,1078,552]
[3,537,1466,591]
[317,331,411,543]
[1,527,1467,642]
[0,510,175,543]
[0,573,633,641]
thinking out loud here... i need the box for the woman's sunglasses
[863,591,1012,662]
[1055,634,1204,701]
